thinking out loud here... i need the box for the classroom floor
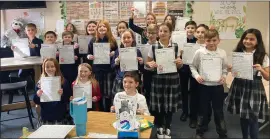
[0,91,270,138]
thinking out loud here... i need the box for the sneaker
[157,127,164,139]
[164,128,171,138]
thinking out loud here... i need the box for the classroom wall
[193,1,270,56]
[1,2,61,35]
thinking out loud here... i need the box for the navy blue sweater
[111,47,144,80]
[88,37,117,73]
[129,18,148,44]
[33,78,72,121]
[30,37,43,56]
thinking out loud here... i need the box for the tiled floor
[0,92,270,138]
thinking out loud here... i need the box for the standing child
[129,10,157,44]
[33,58,72,126]
[65,23,78,43]
[59,31,80,85]
[143,24,158,106]
[164,15,176,31]
[188,24,212,129]
[111,29,144,96]
[225,28,269,139]
[86,20,118,112]
[71,63,101,111]
[116,21,128,37]
[111,71,150,116]
[179,20,197,122]
[190,29,227,139]
[43,31,59,58]
[82,21,97,63]
[147,23,182,138]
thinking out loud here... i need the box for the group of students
[9,11,269,139]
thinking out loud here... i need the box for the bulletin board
[65,1,186,35]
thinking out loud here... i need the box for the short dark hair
[185,20,197,28]
[44,31,57,38]
[123,71,140,83]
[62,31,74,38]
[25,23,37,29]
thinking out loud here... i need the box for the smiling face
[121,31,134,47]
[45,33,57,44]
[165,16,172,25]
[25,26,37,38]
[205,36,220,51]
[243,33,257,50]
[78,65,91,81]
[87,23,97,36]
[158,25,171,41]
[66,24,74,32]
[195,27,207,42]
[63,34,73,44]
[97,23,108,36]
[123,76,138,93]
[185,25,196,37]
[117,22,128,37]
[44,61,56,77]
[146,14,156,25]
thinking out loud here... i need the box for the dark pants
[240,117,259,139]
[179,68,190,115]
[196,84,227,136]
[143,69,153,107]
[154,111,173,129]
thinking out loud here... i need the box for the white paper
[232,52,253,80]
[114,93,137,131]
[78,35,92,54]
[59,45,75,64]
[171,31,187,51]
[73,84,92,108]
[40,44,57,59]
[182,43,200,65]
[119,47,138,72]
[137,44,151,64]
[93,43,110,64]
[40,76,61,102]
[5,29,19,40]
[88,132,117,138]
[175,17,190,31]
[71,19,85,31]
[116,37,121,48]
[12,38,30,58]
[200,56,222,82]
[28,125,74,138]
[155,48,177,74]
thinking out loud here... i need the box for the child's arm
[111,49,120,68]
[129,16,145,36]
[138,96,150,116]
[33,83,41,105]
[87,38,95,60]
[254,55,270,81]
[190,51,204,83]
[60,79,73,103]
[92,83,101,102]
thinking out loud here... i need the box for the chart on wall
[104,1,119,25]
[167,1,186,18]
[21,11,45,38]
[89,1,103,20]
[210,1,246,39]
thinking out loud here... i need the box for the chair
[0,81,35,132]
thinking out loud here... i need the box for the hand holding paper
[253,64,263,71]
[196,76,204,84]
[37,89,43,97]
[87,54,95,60]
[58,89,63,95]
[137,57,143,65]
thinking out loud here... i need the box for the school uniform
[33,78,73,127]
[178,36,197,119]
[128,18,148,44]
[58,42,80,85]
[225,51,269,139]
[72,80,101,111]
[190,47,228,137]
[111,46,144,96]
[148,41,181,130]
[88,37,117,112]
[142,42,157,106]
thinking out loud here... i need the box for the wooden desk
[67,111,154,138]
[1,56,42,83]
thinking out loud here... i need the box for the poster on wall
[21,11,45,38]
[167,1,185,18]
[89,2,103,20]
[71,19,85,31]
[119,1,134,20]
[152,2,167,19]
[133,2,147,18]
[103,1,119,24]
[210,1,246,39]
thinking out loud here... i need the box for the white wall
[193,1,269,55]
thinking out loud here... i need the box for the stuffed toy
[1,18,27,48]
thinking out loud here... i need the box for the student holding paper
[129,8,157,44]
[71,63,101,111]
[58,31,80,85]
[190,29,228,139]
[111,71,150,116]
[179,21,197,122]
[225,29,269,139]
[81,21,97,63]
[86,20,118,112]
[41,31,58,59]
[146,23,182,138]
[33,58,72,126]
[65,23,78,43]
[111,29,144,96]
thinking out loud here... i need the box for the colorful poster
[89,2,103,20]
[119,1,133,20]
[133,2,147,18]
[210,1,246,39]
[152,2,167,19]
[21,11,45,38]
[103,2,119,24]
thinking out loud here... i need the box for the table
[1,56,42,83]
[67,111,154,138]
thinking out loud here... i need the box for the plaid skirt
[94,71,115,98]
[150,73,181,113]
[225,76,269,121]
[112,78,124,96]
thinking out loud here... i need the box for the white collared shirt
[190,47,228,86]
[113,91,150,116]
[196,42,206,49]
